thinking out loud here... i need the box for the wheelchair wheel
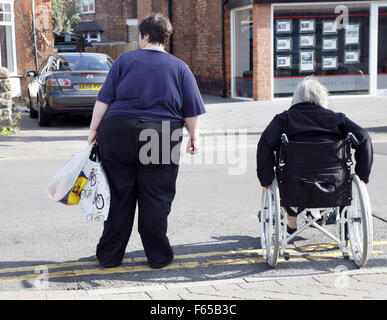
[347,174,373,268]
[260,179,281,267]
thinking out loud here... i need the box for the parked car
[27,52,114,126]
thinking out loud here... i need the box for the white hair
[291,77,329,108]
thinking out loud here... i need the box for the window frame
[82,31,101,43]
[81,0,95,14]
[0,0,17,75]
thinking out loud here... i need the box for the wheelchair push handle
[347,132,360,146]
[281,133,289,146]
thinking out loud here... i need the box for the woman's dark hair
[139,12,173,47]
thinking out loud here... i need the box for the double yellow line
[0,241,386,283]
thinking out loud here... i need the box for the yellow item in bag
[59,171,88,205]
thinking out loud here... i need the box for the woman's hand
[184,115,200,155]
[88,129,97,145]
[186,137,199,155]
[262,185,271,191]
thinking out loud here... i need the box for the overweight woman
[87,13,206,268]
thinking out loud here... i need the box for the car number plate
[77,83,103,91]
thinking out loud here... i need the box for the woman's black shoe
[149,256,174,269]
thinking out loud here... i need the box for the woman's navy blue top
[97,49,206,122]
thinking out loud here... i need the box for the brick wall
[137,0,231,98]
[253,3,272,101]
[172,0,226,97]
[137,0,168,22]
[14,0,54,98]
[82,0,137,42]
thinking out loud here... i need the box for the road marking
[2,240,386,275]
[0,250,384,283]
[0,242,385,282]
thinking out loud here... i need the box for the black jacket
[256,102,373,186]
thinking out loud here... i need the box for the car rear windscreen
[59,55,112,71]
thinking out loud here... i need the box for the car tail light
[57,78,73,88]
[46,79,58,87]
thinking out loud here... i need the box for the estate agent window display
[273,4,370,97]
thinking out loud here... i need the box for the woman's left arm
[87,100,109,145]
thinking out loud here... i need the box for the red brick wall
[82,0,137,42]
[137,0,232,98]
[172,0,225,97]
[253,3,272,101]
[137,0,169,22]
[14,0,54,97]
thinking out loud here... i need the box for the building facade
[138,0,387,101]
[75,0,138,45]
[1,0,53,98]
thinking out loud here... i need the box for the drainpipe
[221,0,228,98]
[31,0,39,70]
[168,0,173,55]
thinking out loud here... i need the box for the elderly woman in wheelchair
[256,77,373,268]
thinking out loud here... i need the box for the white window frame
[83,31,101,43]
[271,1,385,100]
[0,0,17,75]
[230,5,254,100]
[81,0,95,14]
[126,19,138,49]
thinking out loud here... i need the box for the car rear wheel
[29,93,38,119]
[37,99,51,127]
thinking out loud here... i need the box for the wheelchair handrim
[348,175,371,267]
[260,181,281,267]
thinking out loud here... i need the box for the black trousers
[96,116,183,268]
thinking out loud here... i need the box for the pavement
[2,94,387,301]
[1,267,386,300]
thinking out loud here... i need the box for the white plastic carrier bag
[79,146,111,222]
[47,145,93,205]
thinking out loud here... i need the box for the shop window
[233,8,253,98]
[0,2,15,73]
[273,3,370,97]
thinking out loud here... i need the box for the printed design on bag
[59,171,88,205]
[80,165,111,222]
[89,169,101,187]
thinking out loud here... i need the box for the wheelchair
[259,132,373,268]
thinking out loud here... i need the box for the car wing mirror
[26,71,38,78]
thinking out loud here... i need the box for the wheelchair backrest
[279,139,349,169]
[276,135,352,208]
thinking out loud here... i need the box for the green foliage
[51,0,82,33]
[0,112,21,136]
